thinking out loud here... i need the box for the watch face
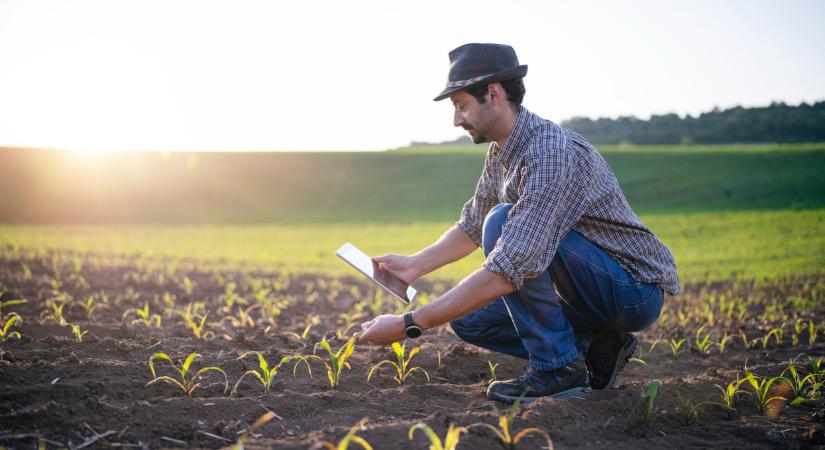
[405,326,422,338]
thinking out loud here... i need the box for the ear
[487,83,505,104]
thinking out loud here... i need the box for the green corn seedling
[220,304,260,329]
[147,352,228,397]
[0,297,26,317]
[739,331,753,349]
[630,379,661,428]
[693,326,712,356]
[315,418,373,450]
[672,389,712,425]
[183,310,212,339]
[668,338,686,358]
[123,302,162,328]
[231,351,297,396]
[367,341,430,386]
[408,423,467,450]
[0,314,22,342]
[487,361,499,384]
[715,377,749,413]
[43,299,68,326]
[742,370,786,416]
[469,395,553,450]
[716,332,731,354]
[70,324,87,342]
[75,295,107,321]
[780,365,815,404]
[808,320,819,347]
[181,275,194,296]
[311,337,356,388]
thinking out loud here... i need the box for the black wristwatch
[403,311,422,338]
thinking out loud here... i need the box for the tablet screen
[336,242,417,303]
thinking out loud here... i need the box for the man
[357,43,680,404]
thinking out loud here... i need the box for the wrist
[410,309,432,331]
[404,311,423,338]
[410,252,432,279]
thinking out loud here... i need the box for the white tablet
[335,242,417,304]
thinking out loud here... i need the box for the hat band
[446,73,493,88]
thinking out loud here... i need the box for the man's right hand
[372,254,423,284]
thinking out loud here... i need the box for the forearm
[412,268,514,330]
[412,225,478,277]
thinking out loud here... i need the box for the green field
[1,143,824,284]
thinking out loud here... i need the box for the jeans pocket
[616,285,663,332]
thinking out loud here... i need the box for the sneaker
[585,331,637,390]
[486,356,590,404]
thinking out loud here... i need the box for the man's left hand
[357,314,406,345]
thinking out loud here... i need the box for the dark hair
[466,78,526,107]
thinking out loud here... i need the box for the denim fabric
[450,203,664,371]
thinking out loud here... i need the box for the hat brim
[433,65,527,101]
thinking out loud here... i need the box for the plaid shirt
[457,106,681,295]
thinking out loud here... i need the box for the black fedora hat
[433,43,527,102]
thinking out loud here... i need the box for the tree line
[562,100,825,145]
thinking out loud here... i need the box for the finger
[372,255,391,263]
[355,332,365,345]
[357,330,372,345]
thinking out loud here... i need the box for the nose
[453,109,464,128]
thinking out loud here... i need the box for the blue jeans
[450,203,664,371]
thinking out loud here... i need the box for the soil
[0,250,823,449]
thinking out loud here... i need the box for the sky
[1,0,824,152]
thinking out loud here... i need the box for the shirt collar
[492,105,529,169]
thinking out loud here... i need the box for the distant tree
[563,100,825,145]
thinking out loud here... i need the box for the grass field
[1,208,824,283]
[1,143,824,284]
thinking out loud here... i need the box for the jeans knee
[482,203,514,256]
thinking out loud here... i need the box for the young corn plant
[74,295,107,321]
[487,361,499,385]
[367,341,430,386]
[231,351,311,396]
[42,299,68,326]
[742,370,786,417]
[408,423,467,450]
[715,377,749,415]
[668,338,687,358]
[220,304,260,329]
[310,337,356,388]
[716,332,731,354]
[0,297,27,317]
[780,364,816,405]
[70,324,87,342]
[469,395,553,450]
[122,302,162,328]
[146,352,228,397]
[672,389,713,425]
[693,326,712,357]
[182,310,213,339]
[629,379,661,429]
[0,314,22,342]
[335,311,367,341]
[808,320,819,348]
[739,330,754,350]
[313,418,373,450]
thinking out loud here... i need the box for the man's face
[449,90,494,144]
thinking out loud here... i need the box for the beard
[465,126,489,144]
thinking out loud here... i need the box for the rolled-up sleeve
[484,146,590,290]
[456,151,499,247]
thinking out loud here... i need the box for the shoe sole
[488,386,591,404]
[601,333,638,390]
